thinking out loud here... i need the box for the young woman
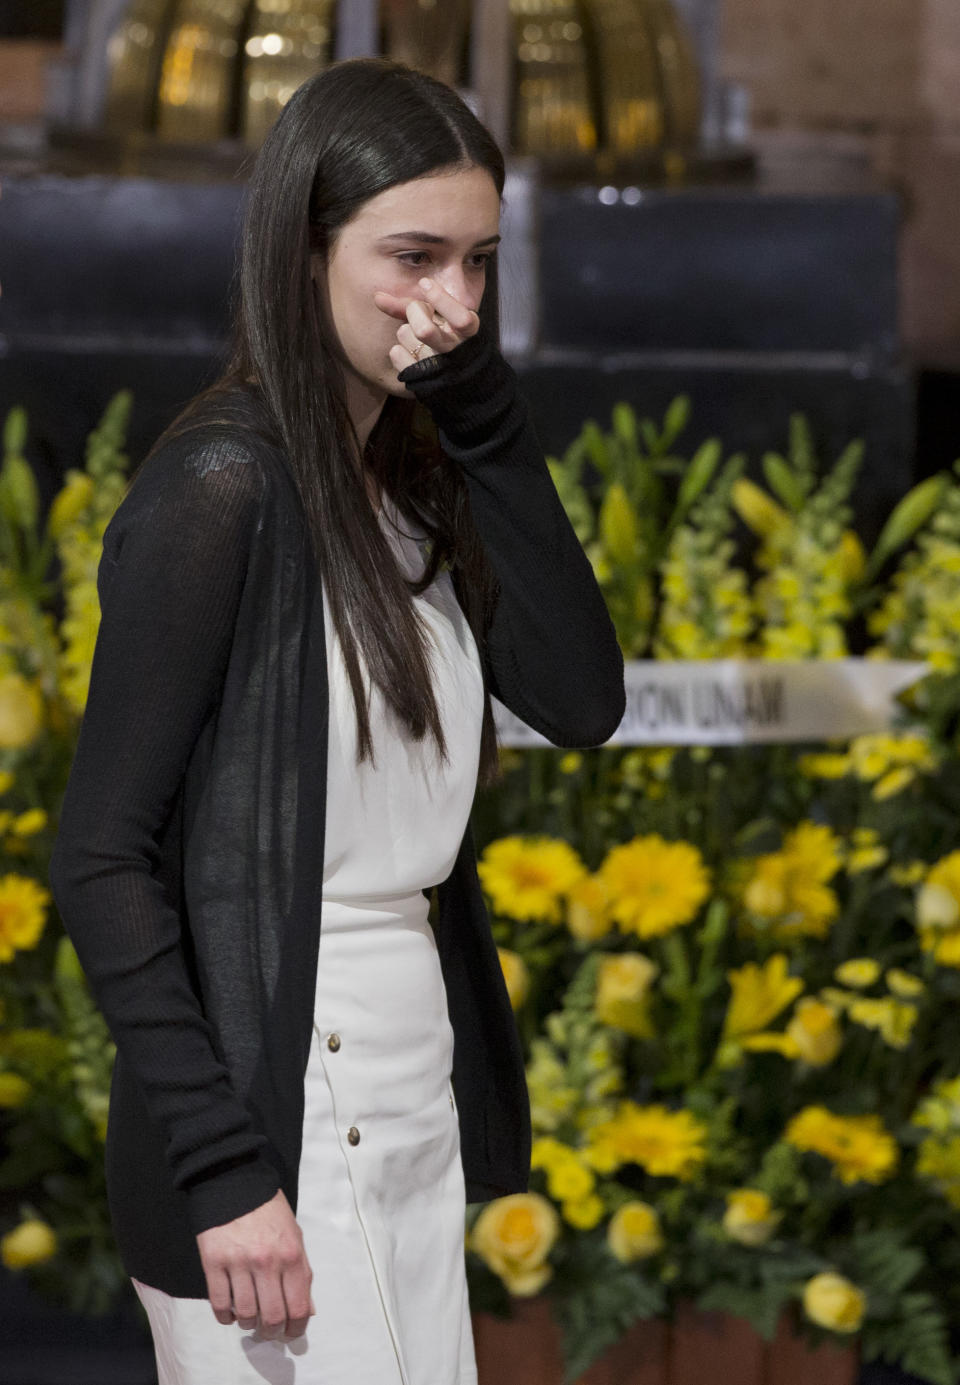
[49,57,624,1385]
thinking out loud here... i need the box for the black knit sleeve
[398,322,625,747]
[48,434,282,1236]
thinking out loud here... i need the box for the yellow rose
[0,1072,31,1108]
[722,1189,781,1247]
[1,1218,58,1269]
[595,952,658,1039]
[607,1200,664,1262]
[0,673,44,751]
[497,948,530,1010]
[469,1193,560,1296]
[786,997,843,1066]
[802,1271,866,1333]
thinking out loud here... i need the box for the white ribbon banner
[492,658,931,747]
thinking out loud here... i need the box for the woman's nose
[434,266,483,312]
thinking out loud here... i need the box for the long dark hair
[149,58,507,789]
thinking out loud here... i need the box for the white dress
[133,490,485,1385]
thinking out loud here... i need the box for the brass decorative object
[103,0,176,133]
[584,0,664,153]
[508,0,703,170]
[644,0,701,147]
[242,0,337,148]
[155,0,246,143]
[381,0,472,87]
[508,0,596,156]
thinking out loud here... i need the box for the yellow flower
[797,753,851,779]
[802,1272,866,1334]
[722,1189,781,1247]
[469,1193,560,1296]
[0,770,14,795]
[786,997,843,1066]
[1,1218,58,1270]
[477,836,587,924]
[497,948,530,1010]
[607,1200,664,1261]
[731,478,792,541]
[889,861,926,886]
[566,873,611,942]
[835,959,880,988]
[583,1101,708,1181]
[740,1032,800,1057]
[562,1194,605,1230]
[558,752,582,774]
[0,672,44,750]
[723,954,803,1040]
[8,808,46,837]
[885,968,924,998]
[46,470,95,539]
[916,1135,960,1209]
[916,853,960,967]
[847,996,917,1049]
[0,1071,31,1107]
[599,481,639,566]
[741,823,841,942]
[0,874,51,963]
[594,952,658,1039]
[784,1107,899,1185]
[598,835,711,940]
[873,767,915,800]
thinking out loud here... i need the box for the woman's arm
[398,322,625,748]
[48,434,282,1236]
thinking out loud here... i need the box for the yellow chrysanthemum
[598,835,711,940]
[784,1106,899,1185]
[0,873,51,963]
[607,1200,664,1261]
[741,822,841,942]
[468,1193,560,1296]
[583,1101,708,1182]
[477,836,587,924]
[723,953,803,1040]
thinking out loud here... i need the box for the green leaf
[762,452,807,511]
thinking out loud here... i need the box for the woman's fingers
[229,1267,260,1329]
[205,1263,237,1325]
[278,1260,315,1340]
[416,277,479,335]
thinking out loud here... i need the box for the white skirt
[132,892,479,1385]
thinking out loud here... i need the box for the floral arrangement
[465,401,960,1385]
[3,389,960,1385]
[0,396,132,1312]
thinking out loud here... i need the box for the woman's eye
[396,252,492,268]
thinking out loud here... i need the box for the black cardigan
[48,321,626,1297]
